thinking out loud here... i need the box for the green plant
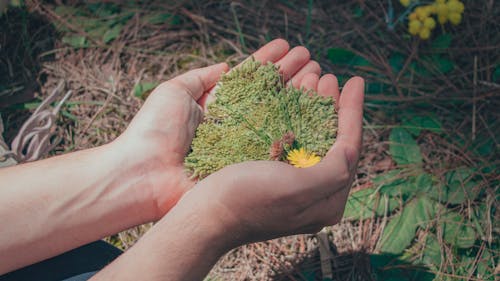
[343,114,498,280]
[185,59,338,178]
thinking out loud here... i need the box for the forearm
[91,192,232,281]
[0,142,159,273]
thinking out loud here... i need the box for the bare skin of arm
[92,72,365,280]
[0,39,327,274]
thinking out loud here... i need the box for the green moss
[185,59,338,178]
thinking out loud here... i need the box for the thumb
[168,63,229,101]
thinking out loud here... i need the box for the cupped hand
[174,74,364,246]
[112,39,327,220]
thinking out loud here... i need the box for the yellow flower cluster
[404,0,465,40]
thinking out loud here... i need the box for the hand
[174,74,364,246]
[89,42,364,281]
[111,39,331,220]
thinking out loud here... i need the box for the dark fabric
[61,272,97,281]
[0,241,122,281]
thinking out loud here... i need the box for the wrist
[103,140,160,223]
[108,137,193,221]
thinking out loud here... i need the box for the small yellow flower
[448,0,465,13]
[409,20,422,35]
[419,27,431,40]
[400,0,411,7]
[436,3,448,16]
[286,148,321,168]
[423,17,436,29]
[438,13,448,24]
[415,7,429,20]
[448,12,462,25]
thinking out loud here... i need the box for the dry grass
[2,0,498,280]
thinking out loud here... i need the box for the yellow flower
[286,148,321,168]
[409,20,422,35]
[438,13,448,24]
[400,0,411,7]
[423,17,436,29]
[415,7,429,20]
[448,12,462,25]
[436,3,448,15]
[448,0,465,13]
[419,28,431,40]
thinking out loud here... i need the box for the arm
[0,63,229,274]
[91,74,365,280]
[0,38,317,274]
[0,143,158,273]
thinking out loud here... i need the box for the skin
[0,39,364,279]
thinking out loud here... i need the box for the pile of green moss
[185,59,338,178]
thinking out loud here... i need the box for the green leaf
[434,56,454,74]
[370,254,435,281]
[379,197,435,254]
[133,82,158,98]
[389,53,405,74]
[145,13,180,25]
[379,173,433,198]
[421,234,441,266]
[389,128,422,166]
[62,35,88,48]
[443,167,480,204]
[343,188,398,220]
[431,34,452,51]
[402,115,442,136]
[441,211,476,248]
[380,178,412,197]
[477,248,495,280]
[327,48,371,67]
[493,66,500,82]
[103,24,123,43]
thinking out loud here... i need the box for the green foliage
[389,127,422,166]
[185,60,337,178]
[351,115,496,280]
[431,34,452,51]
[378,196,435,254]
[370,254,435,281]
[402,114,442,136]
[54,3,181,48]
[441,211,476,248]
[133,82,158,99]
[326,48,371,67]
[343,188,398,220]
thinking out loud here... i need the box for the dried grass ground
[1,0,499,280]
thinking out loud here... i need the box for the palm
[120,39,335,217]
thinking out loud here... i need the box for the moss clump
[185,59,338,178]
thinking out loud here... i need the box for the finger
[317,74,340,107]
[295,77,364,199]
[168,62,229,101]
[237,38,290,67]
[288,60,321,88]
[334,76,365,161]
[274,46,311,81]
[299,73,320,92]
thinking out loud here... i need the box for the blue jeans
[0,241,122,281]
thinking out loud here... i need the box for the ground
[0,1,498,280]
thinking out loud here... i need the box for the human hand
[173,74,364,246]
[89,42,364,281]
[111,39,327,220]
